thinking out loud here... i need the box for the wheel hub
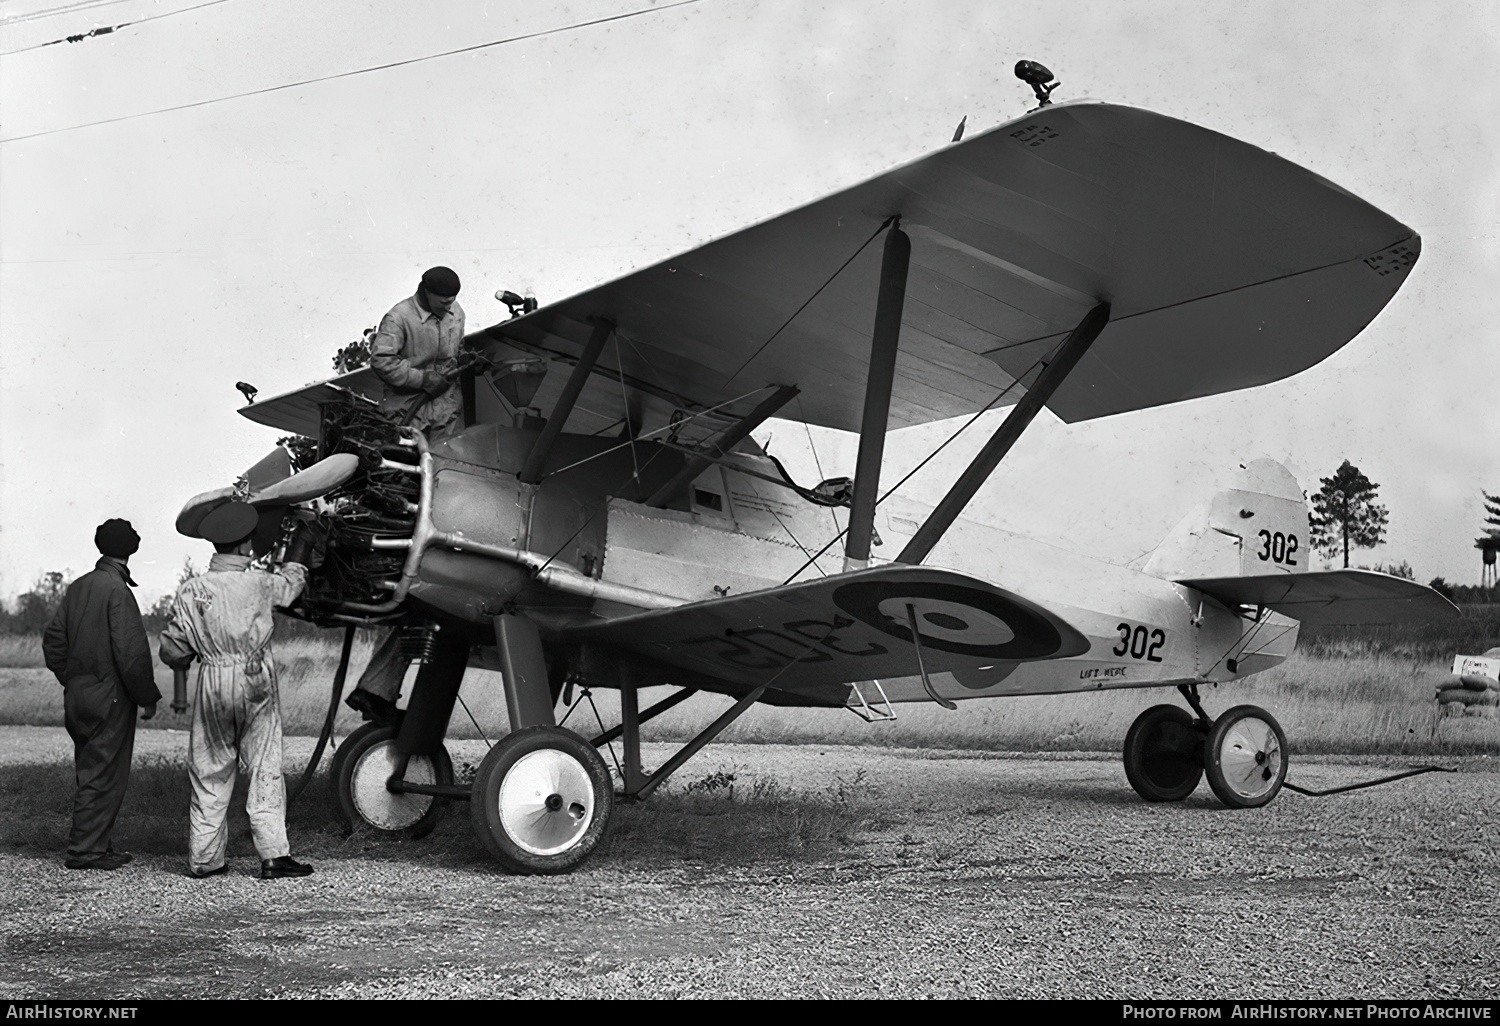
[1217,716,1283,801]
[350,740,437,831]
[498,749,595,856]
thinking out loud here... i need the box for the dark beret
[421,266,461,296]
[95,519,141,558]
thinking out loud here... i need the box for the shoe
[65,852,130,870]
[260,856,314,879]
[344,689,403,727]
[190,864,229,878]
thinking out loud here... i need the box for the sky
[1,0,1497,603]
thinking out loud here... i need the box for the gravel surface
[2,725,1498,999]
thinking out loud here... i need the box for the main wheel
[1123,704,1205,802]
[470,726,613,875]
[1204,705,1287,809]
[335,724,453,838]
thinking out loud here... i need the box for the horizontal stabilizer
[1180,570,1458,625]
[562,565,1090,693]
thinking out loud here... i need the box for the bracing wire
[722,214,896,388]
[780,354,1046,584]
[541,384,774,478]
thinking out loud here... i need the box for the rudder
[1143,459,1309,581]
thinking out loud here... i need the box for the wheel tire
[469,726,613,875]
[334,724,453,838]
[1204,705,1288,809]
[1123,704,1205,802]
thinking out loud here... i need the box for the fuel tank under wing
[559,565,1091,694]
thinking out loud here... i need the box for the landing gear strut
[1122,685,1287,809]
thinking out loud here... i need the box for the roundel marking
[833,580,1064,660]
[874,596,1016,648]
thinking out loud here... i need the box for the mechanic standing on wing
[345,265,465,725]
[159,502,316,879]
[43,519,161,870]
[369,264,466,439]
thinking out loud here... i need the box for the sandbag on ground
[1438,688,1500,707]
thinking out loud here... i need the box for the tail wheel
[1204,705,1287,809]
[335,724,453,839]
[470,726,613,875]
[1123,704,1205,802]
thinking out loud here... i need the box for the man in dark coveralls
[42,519,161,870]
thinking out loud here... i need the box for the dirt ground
[2,724,1498,999]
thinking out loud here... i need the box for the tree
[142,558,198,634]
[1309,460,1389,568]
[2,570,71,633]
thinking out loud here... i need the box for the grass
[0,741,882,868]
[3,611,1498,757]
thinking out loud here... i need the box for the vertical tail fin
[1143,459,1309,581]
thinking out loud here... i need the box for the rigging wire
[456,693,491,748]
[1,0,708,143]
[722,214,897,388]
[615,337,641,484]
[767,506,825,576]
[780,353,1047,585]
[796,393,844,543]
[540,384,774,478]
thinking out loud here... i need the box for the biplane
[197,86,1453,874]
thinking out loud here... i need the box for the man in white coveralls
[159,500,317,879]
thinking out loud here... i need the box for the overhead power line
[1,0,233,55]
[2,0,135,28]
[1,0,708,144]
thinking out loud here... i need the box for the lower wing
[559,565,1090,694]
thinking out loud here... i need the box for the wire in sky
[3,0,134,28]
[1,0,233,56]
[1,0,708,144]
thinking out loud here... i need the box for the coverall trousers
[355,628,411,703]
[188,659,290,874]
[63,675,137,860]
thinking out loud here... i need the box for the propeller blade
[241,448,293,492]
[248,453,360,506]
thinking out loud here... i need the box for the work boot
[65,852,131,870]
[260,856,314,880]
[344,689,403,727]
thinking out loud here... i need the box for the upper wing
[239,368,381,439]
[559,564,1090,694]
[243,101,1417,437]
[1181,570,1458,625]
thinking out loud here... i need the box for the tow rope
[1283,765,1456,797]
